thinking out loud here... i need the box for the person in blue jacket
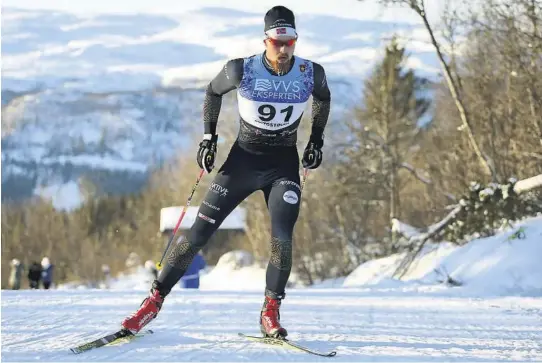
[180,252,206,289]
[41,257,54,289]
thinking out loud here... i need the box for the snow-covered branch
[513,174,542,194]
[393,203,462,278]
[392,173,542,279]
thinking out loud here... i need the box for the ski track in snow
[2,288,541,362]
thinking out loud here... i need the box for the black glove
[197,134,218,173]
[302,133,324,169]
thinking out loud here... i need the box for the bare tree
[363,0,496,179]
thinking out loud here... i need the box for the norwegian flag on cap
[264,6,297,39]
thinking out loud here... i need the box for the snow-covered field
[2,288,541,362]
[2,217,542,361]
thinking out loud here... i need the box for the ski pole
[156,168,205,270]
[300,168,309,191]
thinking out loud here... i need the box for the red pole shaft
[157,169,205,269]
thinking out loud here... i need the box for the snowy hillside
[342,216,542,294]
[1,1,442,207]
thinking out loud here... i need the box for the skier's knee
[167,238,201,269]
[269,237,292,271]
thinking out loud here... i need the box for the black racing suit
[158,53,331,299]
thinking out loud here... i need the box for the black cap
[264,6,296,36]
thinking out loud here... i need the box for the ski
[238,332,337,357]
[70,329,153,354]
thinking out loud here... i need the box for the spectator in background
[28,261,42,289]
[41,257,54,289]
[125,252,142,274]
[100,264,112,289]
[9,259,24,290]
[180,252,206,289]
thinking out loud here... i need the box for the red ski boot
[260,296,287,338]
[121,281,165,334]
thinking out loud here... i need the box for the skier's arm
[310,62,331,140]
[203,58,244,135]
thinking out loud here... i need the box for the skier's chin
[271,57,290,75]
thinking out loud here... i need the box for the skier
[121,5,331,339]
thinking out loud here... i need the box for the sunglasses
[266,37,297,47]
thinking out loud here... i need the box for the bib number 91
[258,104,293,122]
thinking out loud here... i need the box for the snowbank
[57,249,303,292]
[200,250,265,291]
[200,250,303,291]
[344,216,542,295]
[56,265,157,290]
[107,266,157,290]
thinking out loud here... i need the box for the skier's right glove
[197,134,218,173]
[302,133,324,169]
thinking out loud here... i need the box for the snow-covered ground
[2,217,541,361]
[2,288,541,362]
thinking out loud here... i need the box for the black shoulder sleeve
[312,62,331,101]
[209,58,244,95]
[203,58,244,134]
[310,62,331,139]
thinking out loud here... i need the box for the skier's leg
[122,146,256,334]
[260,174,301,337]
[264,176,301,298]
[157,170,253,293]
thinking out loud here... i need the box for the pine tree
[339,36,431,250]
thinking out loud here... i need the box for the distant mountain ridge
[1,6,439,208]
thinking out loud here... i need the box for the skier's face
[264,36,296,73]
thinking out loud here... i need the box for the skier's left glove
[197,133,218,173]
[302,133,324,169]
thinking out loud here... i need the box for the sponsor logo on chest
[252,79,302,101]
